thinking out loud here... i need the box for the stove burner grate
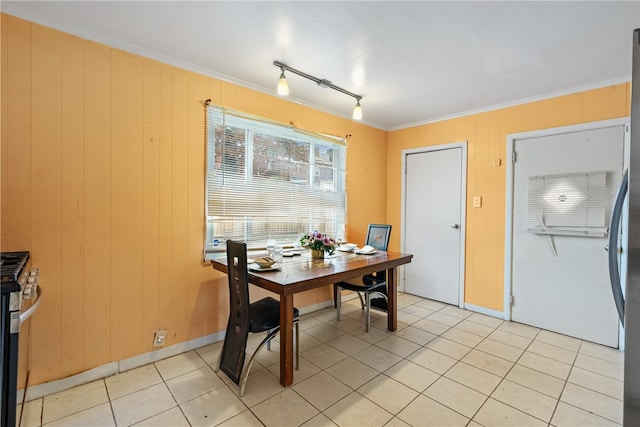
[0,251,30,282]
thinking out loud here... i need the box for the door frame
[504,117,630,322]
[401,141,467,307]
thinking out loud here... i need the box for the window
[205,107,346,258]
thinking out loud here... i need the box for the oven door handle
[20,285,42,324]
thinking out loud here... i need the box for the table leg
[279,294,295,386]
[387,267,398,331]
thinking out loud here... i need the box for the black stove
[1,252,30,294]
[1,250,37,427]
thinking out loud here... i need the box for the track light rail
[273,61,362,102]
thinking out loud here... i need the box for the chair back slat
[365,224,392,281]
[365,224,392,251]
[219,240,251,385]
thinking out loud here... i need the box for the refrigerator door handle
[608,168,628,326]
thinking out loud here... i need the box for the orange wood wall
[1,12,631,387]
[0,14,388,385]
[387,84,631,311]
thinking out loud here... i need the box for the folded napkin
[355,245,376,254]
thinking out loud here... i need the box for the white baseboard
[298,298,338,314]
[19,298,337,402]
[463,302,504,319]
[19,361,119,403]
[118,331,225,373]
[19,330,225,402]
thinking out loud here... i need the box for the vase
[311,249,324,259]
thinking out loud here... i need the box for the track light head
[352,100,363,120]
[277,69,289,96]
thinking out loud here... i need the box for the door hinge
[512,151,517,163]
[509,295,514,306]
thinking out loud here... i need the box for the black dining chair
[214,240,300,397]
[335,224,392,332]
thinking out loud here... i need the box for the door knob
[451,224,459,229]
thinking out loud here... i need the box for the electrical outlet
[153,330,167,347]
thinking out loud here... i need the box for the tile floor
[17,293,624,426]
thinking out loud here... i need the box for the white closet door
[511,125,624,347]
[404,146,465,306]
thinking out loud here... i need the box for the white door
[404,145,465,305]
[511,126,625,347]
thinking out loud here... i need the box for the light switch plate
[473,196,482,208]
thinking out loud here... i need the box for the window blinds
[205,107,346,255]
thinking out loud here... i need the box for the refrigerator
[609,27,640,425]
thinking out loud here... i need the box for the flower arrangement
[300,231,336,255]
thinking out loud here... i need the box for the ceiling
[3,1,640,130]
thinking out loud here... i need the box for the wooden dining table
[211,248,413,387]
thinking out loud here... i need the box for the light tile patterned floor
[17,293,624,426]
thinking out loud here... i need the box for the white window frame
[204,106,347,259]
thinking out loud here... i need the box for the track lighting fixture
[352,100,363,120]
[273,61,363,120]
[277,68,289,96]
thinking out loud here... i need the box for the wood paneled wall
[1,12,630,387]
[1,14,388,386]
[387,84,630,311]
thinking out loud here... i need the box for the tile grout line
[102,378,118,427]
[321,298,438,424]
[360,300,499,425]
[557,340,624,425]
[165,351,211,427]
[470,326,560,425]
[546,338,581,427]
[426,311,504,425]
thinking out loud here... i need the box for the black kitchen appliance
[0,252,39,427]
[609,28,640,425]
